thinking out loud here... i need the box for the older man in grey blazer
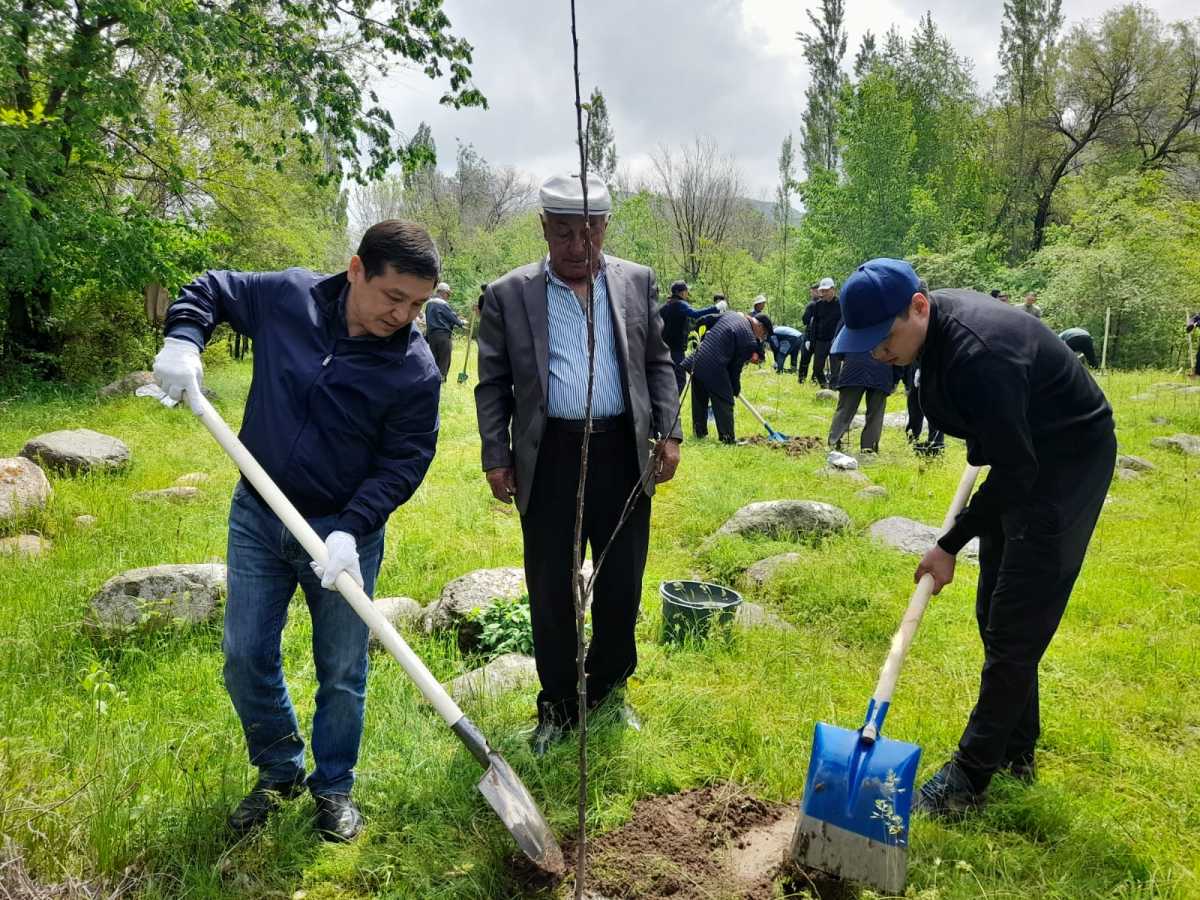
[475,173,683,755]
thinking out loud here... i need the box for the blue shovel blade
[792,717,919,893]
[801,719,920,846]
[767,427,789,442]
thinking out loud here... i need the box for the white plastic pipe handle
[190,391,465,726]
[861,463,982,742]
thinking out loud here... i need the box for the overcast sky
[377,0,1196,199]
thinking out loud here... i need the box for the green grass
[1,348,1198,898]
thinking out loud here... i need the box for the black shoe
[528,718,569,757]
[1005,752,1037,784]
[314,793,363,842]
[915,760,986,819]
[227,774,307,834]
[588,690,643,732]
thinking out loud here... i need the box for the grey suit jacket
[474,255,683,515]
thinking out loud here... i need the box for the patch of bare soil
[744,435,825,456]
[513,785,858,900]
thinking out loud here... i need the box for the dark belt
[546,416,626,434]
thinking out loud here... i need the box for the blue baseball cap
[831,258,922,354]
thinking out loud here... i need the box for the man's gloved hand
[152,337,206,414]
[715,300,728,313]
[309,531,363,590]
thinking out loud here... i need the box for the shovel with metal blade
[457,305,477,384]
[736,393,789,442]
[190,391,565,875]
[791,462,982,894]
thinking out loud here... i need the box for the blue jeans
[223,482,385,796]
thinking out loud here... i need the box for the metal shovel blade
[452,716,565,875]
[791,719,919,895]
[477,751,566,875]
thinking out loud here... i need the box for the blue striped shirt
[545,257,626,418]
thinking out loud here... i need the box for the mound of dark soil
[744,435,825,456]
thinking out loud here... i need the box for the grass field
[1,345,1198,899]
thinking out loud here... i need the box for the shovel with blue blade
[791,463,982,894]
[736,394,789,442]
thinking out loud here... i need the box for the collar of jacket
[544,253,608,286]
[310,270,413,353]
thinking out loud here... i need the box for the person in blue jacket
[682,312,772,443]
[658,280,725,391]
[768,324,803,373]
[151,220,442,843]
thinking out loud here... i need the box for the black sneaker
[527,719,569,757]
[314,793,363,842]
[1005,752,1037,784]
[914,760,986,819]
[227,774,307,835]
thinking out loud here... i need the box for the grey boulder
[869,516,979,562]
[1117,454,1155,472]
[97,371,155,399]
[368,597,424,650]
[741,552,802,588]
[133,487,200,503]
[21,429,130,475]
[422,567,527,634]
[734,602,796,633]
[1150,434,1200,456]
[0,535,51,557]
[713,500,851,542]
[814,389,838,403]
[857,485,888,499]
[0,457,51,522]
[86,564,226,636]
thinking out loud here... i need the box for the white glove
[309,531,363,590]
[152,336,205,414]
[716,300,728,313]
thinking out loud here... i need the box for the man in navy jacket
[683,312,772,443]
[658,280,724,391]
[152,221,442,842]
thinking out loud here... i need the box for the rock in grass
[21,429,130,475]
[174,472,211,487]
[1130,393,1155,401]
[1117,454,1155,472]
[368,597,423,650]
[445,653,538,701]
[741,552,802,588]
[817,466,870,484]
[1150,434,1200,456]
[712,500,851,543]
[869,516,979,562]
[814,389,837,403]
[0,457,51,522]
[0,535,51,557]
[856,485,888,499]
[97,371,155,399]
[422,567,527,634]
[75,514,97,528]
[734,602,796,633]
[1115,468,1141,481]
[85,564,226,636]
[850,412,909,430]
[1151,416,1170,425]
[133,486,200,503]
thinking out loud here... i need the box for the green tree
[797,0,848,175]
[775,134,797,303]
[0,0,484,370]
[584,87,618,183]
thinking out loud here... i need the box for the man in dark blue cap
[833,258,1116,818]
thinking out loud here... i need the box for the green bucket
[659,580,743,643]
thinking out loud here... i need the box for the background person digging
[682,311,772,443]
[835,257,1115,818]
[151,221,442,841]
[474,174,682,756]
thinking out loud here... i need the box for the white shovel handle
[191,392,465,726]
[736,394,769,427]
[865,463,981,732]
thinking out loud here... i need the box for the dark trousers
[427,330,452,381]
[519,422,651,725]
[811,339,841,387]
[955,431,1116,787]
[903,368,944,446]
[827,385,887,451]
[690,379,736,443]
[669,346,687,393]
[1064,334,1099,368]
[797,340,816,383]
[772,343,800,372]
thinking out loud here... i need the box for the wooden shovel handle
[865,463,982,730]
